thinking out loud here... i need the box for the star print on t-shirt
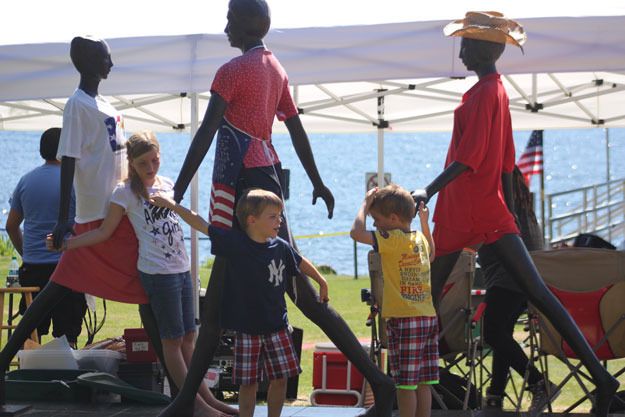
[104,116,123,152]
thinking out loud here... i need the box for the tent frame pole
[189,92,200,324]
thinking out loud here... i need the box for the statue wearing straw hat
[412,11,619,416]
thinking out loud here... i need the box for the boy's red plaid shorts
[233,327,301,385]
[386,316,439,386]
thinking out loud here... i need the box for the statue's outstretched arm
[174,93,227,203]
[412,161,469,206]
[284,115,334,218]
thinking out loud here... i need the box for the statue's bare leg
[0,281,69,408]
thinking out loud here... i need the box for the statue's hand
[411,188,429,206]
[312,185,335,219]
[411,189,430,217]
[173,188,184,204]
[51,221,74,250]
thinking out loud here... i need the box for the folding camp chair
[367,250,387,356]
[436,249,486,410]
[527,247,625,413]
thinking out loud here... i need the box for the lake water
[1,128,624,275]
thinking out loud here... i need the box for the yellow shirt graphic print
[374,229,436,318]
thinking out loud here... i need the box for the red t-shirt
[211,46,298,168]
[433,73,516,233]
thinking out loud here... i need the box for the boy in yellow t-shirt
[351,184,438,417]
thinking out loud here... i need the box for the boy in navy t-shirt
[150,188,329,417]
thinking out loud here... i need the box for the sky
[4,0,625,45]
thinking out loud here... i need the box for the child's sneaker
[528,379,560,412]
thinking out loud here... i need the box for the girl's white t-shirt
[57,89,127,223]
[111,176,190,275]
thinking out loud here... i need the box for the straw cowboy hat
[444,11,527,51]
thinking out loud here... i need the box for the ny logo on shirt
[268,259,285,287]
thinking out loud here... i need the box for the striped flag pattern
[517,130,543,185]
[210,183,236,229]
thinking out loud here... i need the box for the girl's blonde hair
[126,130,160,199]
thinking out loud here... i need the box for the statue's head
[225,0,271,48]
[459,37,506,70]
[70,36,112,79]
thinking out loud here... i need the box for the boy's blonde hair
[235,188,283,231]
[369,184,415,223]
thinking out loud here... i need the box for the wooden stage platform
[0,403,611,417]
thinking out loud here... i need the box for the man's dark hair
[40,127,61,161]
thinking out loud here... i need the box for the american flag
[517,130,543,185]
[210,121,251,229]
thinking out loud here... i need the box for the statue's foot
[357,405,377,417]
[594,375,619,417]
[0,374,33,414]
[357,376,396,417]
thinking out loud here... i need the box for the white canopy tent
[2,14,624,186]
[2,11,625,312]
[2,15,625,132]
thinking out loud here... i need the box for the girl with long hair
[48,131,237,417]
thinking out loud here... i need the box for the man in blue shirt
[5,128,86,346]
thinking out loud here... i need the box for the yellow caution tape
[186,231,350,241]
[293,231,350,240]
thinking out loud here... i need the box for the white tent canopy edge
[5,0,625,46]
[2,15,625,133]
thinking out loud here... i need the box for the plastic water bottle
[6,256,19,288]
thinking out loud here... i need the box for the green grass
[0,235,17,257]
[1,254,624,409]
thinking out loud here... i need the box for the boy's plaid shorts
[233,328,301,385]
[386,316,439,386]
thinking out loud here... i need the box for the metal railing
[545,178,625,247]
